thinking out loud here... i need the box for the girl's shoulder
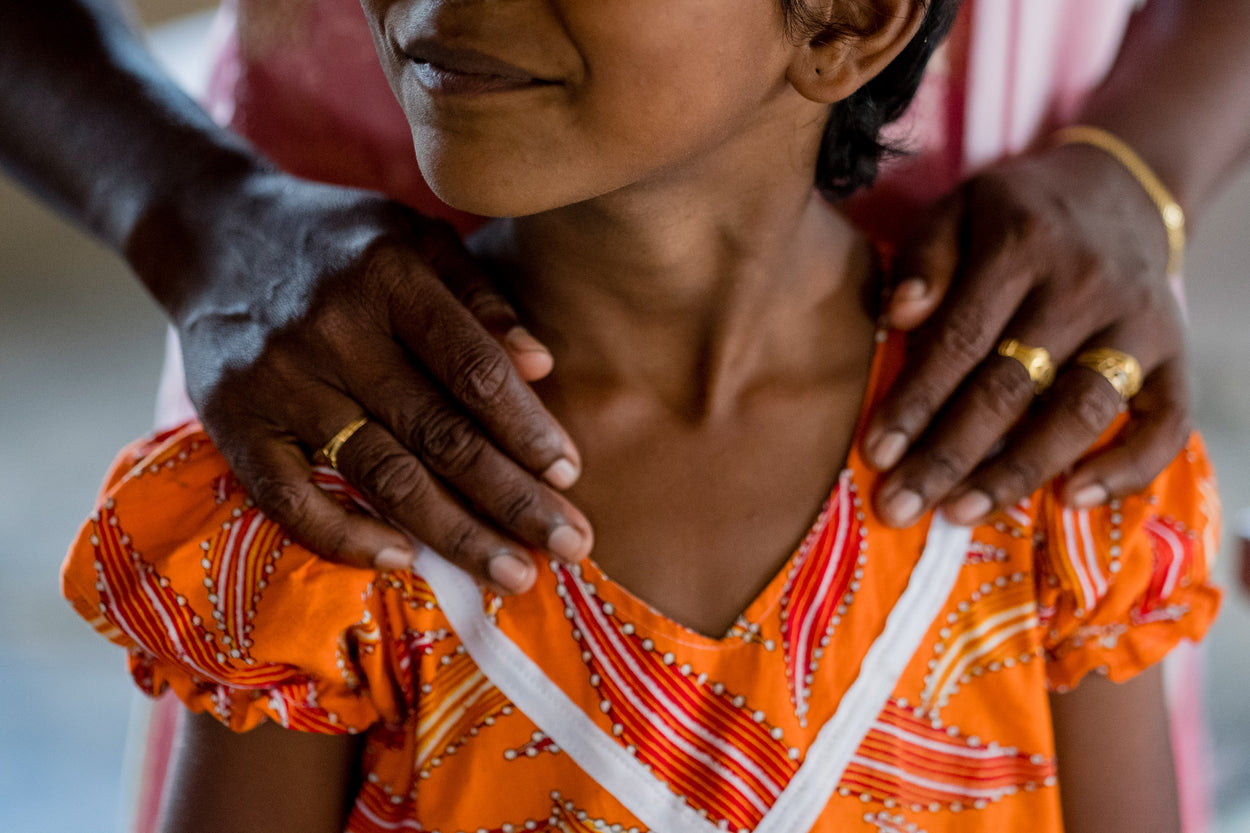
[855,333,1220,690]
[916,428,1221,693]
[61,422,449,733]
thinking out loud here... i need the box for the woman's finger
[375,240,582,488]
[405,218,554,381]
[871,282,1114,527]
[943,335,1175,524]
[1061,359,1191,506]
[446,253,555,383]
[339,349,594,564]
[863,211,1038,473]
[886,190,966,331]
[225,432,417,573]
[331,418,546,595]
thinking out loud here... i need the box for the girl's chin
[413,142,606,219]
[421,169,562,219]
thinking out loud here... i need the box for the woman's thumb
[886,192,965,331]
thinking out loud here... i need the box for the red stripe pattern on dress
[554,565,798,831]
[841,700,1056,810]
[779,470,863,724]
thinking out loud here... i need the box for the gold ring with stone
[1075,348,1144,401]
[996,338,1056,394]
[317,416,369,469]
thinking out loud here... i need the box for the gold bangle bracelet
[1050,125,1186,275]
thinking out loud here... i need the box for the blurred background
[1,1,1248,830]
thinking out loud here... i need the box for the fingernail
[1070,483,1109,509]
[883,489,924,527]
[868,431,909,470]
[945,490,993,525]
[488,553,534,593]
[547,524,587,562]
[375,546,415,572]
[893,278,928,302]
[543,458,580,490]
[505,326,550,356]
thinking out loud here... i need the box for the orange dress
[63,335,1220,833]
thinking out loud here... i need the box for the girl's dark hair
[781,0,962,199]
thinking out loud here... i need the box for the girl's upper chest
[550,326,880,639]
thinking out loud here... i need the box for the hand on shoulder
[862,141,1190,527]
[137,164,593,594]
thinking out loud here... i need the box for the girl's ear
[787,0,928,104]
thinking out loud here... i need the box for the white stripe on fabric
[928,614,1037,708]
[753,518,971,833]
[1078,510,1107,600]
[846,754,1016,801]
[1061,508,1096,611]
[871,720,1018,761]
[792,476,853,718]
[1147,518,1185,599]
[924,602,1035,700]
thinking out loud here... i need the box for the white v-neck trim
[416,516,971,833]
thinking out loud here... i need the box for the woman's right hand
[135,163,593,594]
[1,0,588,595]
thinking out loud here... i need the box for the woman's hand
[862,142,1190,527]
[0,0,589,595]
[136,164,593,594]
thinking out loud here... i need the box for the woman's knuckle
[514,422,563,462]
[357,452,429,508]
[1071,381,1120,436]
[498,487,540,527]
[414,413,483,475]
[1010,207,1045,246]
[360,238,416,296]
[883,379,940,435]
[936,304,992,367]
[919,447,970,491]
[993,458,1040,504]
[1120,456,1155,495]
[253,477,313,527]
[458,281,507,319]
[452,347,512,410]
[1150,412,1192,466]
[976,361,1032,417]
[440,520,484,565]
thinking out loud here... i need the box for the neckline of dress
[554,328,898,650]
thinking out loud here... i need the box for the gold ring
[997,338,1056,394]
[1075,348,1144,401]
[317,416,369,469]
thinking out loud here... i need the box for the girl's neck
[477,172,874,421]
[470,160,881,638]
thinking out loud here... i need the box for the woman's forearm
[1078,0,1250,223]
[0,0,260,311]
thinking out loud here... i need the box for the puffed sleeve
[1038,433,1222,691]
[61,422,417,734]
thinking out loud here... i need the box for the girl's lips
[412,61,548,95]
[403,39,557,94]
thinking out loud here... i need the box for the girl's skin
[159,2,1180,831]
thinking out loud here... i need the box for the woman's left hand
[862,141,1191,527]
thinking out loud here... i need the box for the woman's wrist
[122,145,274,323]
[1029,141,1173,277]
[1049,126,1186,275]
